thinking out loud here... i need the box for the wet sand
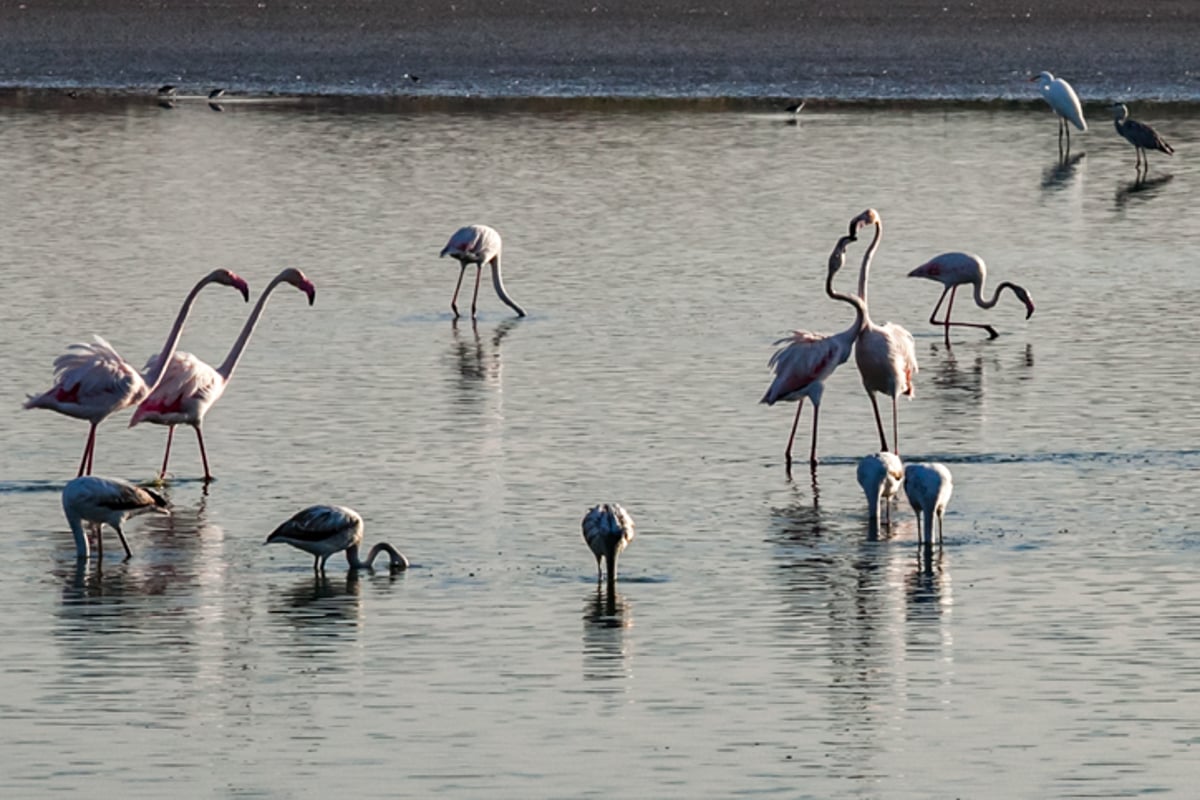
[2,1,1198,98]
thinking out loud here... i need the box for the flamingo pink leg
[784,398,805,468]
[891,396,900,457]
[928,285,999,343]
[77,423,98,477]
[450,264,468,318]
[809,402,821,466]
[195,425,213,482]
[159,424,176,478]
[867,393,889,452]
[470,265,484,319]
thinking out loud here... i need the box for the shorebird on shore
[1110,103,1173,174]
[208,88,226,99]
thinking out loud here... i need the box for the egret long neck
[217,274,285,380]
[143,275,219,393]
[856,221,883,308]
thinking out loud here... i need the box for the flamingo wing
[267,505,361,544]
[132,352,224,425]
[762,330,849,404]
[582,503,635,555]
[440,224,501,263]
[26,336,144,413]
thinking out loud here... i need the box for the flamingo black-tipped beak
[303,282,316,306]
[234,278,251,302]
[1025,303,1036,319]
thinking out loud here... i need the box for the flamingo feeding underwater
[903,463,953,546]
[129,268,316,482]
[265,505,409,573]
[581,503,636,588]
[62,475,169,560]
[849,208,918,455]
[908,252,1035,345]
[762,232,869,469]
[25,269,250,476]
[857,451,904,526]
[1031,71,1087,151]
[439,224,526,319]
[1111,103,1174,174]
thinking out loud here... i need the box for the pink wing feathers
[24,336,145,418]
[762,330,851,405]
[130,352,224,426]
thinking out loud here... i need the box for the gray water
[2,97,1199,797]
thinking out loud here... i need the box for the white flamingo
[762,233,868,468]
[1031,71,1087,150]
[439,224,526,319]
[129,268,316,481]
[903,463,953,546]
[849,209,918,454]
[62,475,169,560]
[25,269,250,476]
[856,452,904,526]
[908,252,1035,345]
[265,505,409,573]
[582,503,636,587]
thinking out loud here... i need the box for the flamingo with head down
[265,505,409,573]
[25,269,250,476]
[908,252,1035,345]
[439,225,526,319]
[130,268,316,482]
[762,232,868,469]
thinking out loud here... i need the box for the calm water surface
[1,98,1199,797]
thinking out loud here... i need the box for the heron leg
[808,401,820,466]
[114,523,132,560]
[450,264,467,318]
[77,423,98,477]
[867,391,889,452]
[784,398,804,468]
[471,265,484,320]
[159,424,175,479]
[195,424,213,482]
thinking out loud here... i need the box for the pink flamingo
[25,269,250,476]
[439,224,527,319]
[850,209,918,454]
[129,268,316,482]
[762,232,868,469]
[908,252,1035,345]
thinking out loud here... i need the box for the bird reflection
[770,473,824,542]
[449,317,518,391]
[1114,172,1173,208]
[1041,151,1084,191]
[270,573,365,630]
[907,545,951,620]
[581,585,633,686]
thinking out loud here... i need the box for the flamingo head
[1013,285,1036,319]
[206,269,251,301]
[848,208,880,238]
[280,267,317,305]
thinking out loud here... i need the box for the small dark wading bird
[25,269,250,476]
[857,451,904,527]
[1111,103,1174,174]
[761,232,868,469]
[785,100,805,114]
[439,224,527,319]
[907,252,1035,345]
[208,88,225,99]
[903,463,953,547]
[582,504,635,588]
[130,268,316,482]
[62,475,169,560]
[265,505,409,573]
[1031,71,1086,151]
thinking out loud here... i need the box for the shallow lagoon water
[1,98,1199,797]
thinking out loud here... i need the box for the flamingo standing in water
[903,463,953,546]
[25,269,250,476]
[129,268,316,481]
[582,503,636,588]
[1031,71,1087,151]
[762,233,868,468]
[908,252,1035,345]
[849,209,918,454]
[856,452,904,526]
[439,224,527,319]
[62,475,169,560]
[265,505,409,573]
[1110,103,1174,174]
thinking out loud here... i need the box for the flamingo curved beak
[234,277,250,302]
[302,281,316,306]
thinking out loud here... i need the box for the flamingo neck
[142,275,220,393]
[973,277,1015,310]
[828,269,868,342]
[346,543,409,571]
[489,254,527,317]
[66,514,89,559]
[856,220,883,309]
[217,274,286,380]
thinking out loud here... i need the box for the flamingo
[908,252,1035,345]
[25,269,250,476]
[762,233,868,468]
[903,463,953,546]
[582,503,636,588]
[1111,103,1174,174]
[265,505,409,573]
[1031,71,1087,151]
[856,452,904,526]
[849,209,918,454]
[439,224,526,319]
[129,268,316,482]
[62,475,169,560]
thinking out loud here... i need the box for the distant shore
[2,1,1198,100]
